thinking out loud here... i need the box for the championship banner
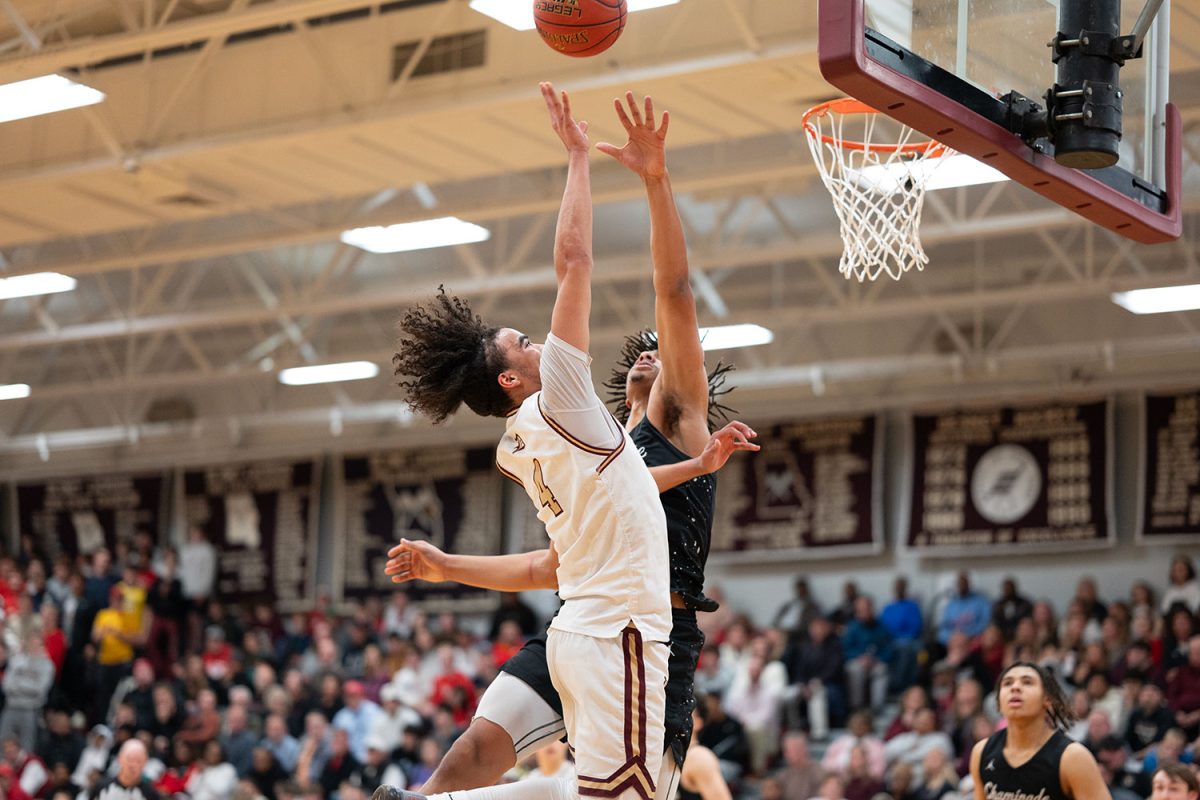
[181,459,320,610]
[711,416,883,559]
[335,447,503,611]
[907,399,1113,553]
[13,471,168,558]
[1140,390,1200,542]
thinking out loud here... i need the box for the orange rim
[803,97,946,156]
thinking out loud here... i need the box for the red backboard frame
[818,0,1181,244]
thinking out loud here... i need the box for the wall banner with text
[1140,390,1200,543]
[180,458,320,610]
[13,471,169,559]
[710,416,883,560]
[906,399,1113,553]
[334,447,503,612]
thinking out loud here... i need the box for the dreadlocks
[995,661,1075,732]
[602,329,736,432]
[392,287,511,423]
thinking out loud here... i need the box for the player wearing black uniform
[378,89,757,800]
[970,663,1111,800]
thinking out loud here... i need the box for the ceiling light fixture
[469,0,680,31]
[0,75,105,125]
[341,217,490,254]
[1112,284,1200,315]
[697,323,774,351]
[279,361,380,386]
[0,272,78,300]
[855,152,1009,193]
[0,384,31,401]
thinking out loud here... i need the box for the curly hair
[602,329,736,432]
[995,661,1075,731]
[392,287,512,423]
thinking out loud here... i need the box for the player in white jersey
[391,82,669,800]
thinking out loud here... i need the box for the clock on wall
[970,444,1042,525]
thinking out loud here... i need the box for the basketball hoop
[803,98,949,282]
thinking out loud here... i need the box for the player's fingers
[596,142,620,158]
[625,91,643,126]
[613,97,633,131]
[561,90,573,120]
[386,540,411,557]
[578,120,588,134]
[643,95,655,129]
[657,109,670,139]
[541,82,559,116]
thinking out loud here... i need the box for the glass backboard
[819,0,1181,243]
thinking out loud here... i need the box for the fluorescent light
[279,361,380,386]
[0,75,105,125]
[470,0,679,31]
[1112,284,1200,314]
[341,217,490,254]
[854,153,1009,193]
[0,384,30,401]
[0,272,77,300]
[698,324,774,351]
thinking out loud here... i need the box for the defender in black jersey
[379,88,757,800]
[970,663,1111,800]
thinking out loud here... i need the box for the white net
[804,99,947,282]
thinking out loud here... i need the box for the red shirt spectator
[1167,636,1200,735]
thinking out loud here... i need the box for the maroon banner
[181,458,319,610]
[711,416,882,559]
[1140,391,1200,542]
[907,399,1113,553]
[14,471,168,559]
[335,447,503,611]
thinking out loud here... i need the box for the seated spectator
[932,633,991,693]
[220,705,258,777]
[1094,735,1147,799]
[1168,636,1200,738]
[37,710,84,774]
[1083,670,1126,733]
[911,746,957,800]
[42,762,80,800]
[883,708,954,782]
[1141,728,1194,776]
[427,646,476,727]
[977,625,1006,686]
[774,578,822,641]
[1030,601,1058,649]
[842,745,884,800]
[71,727,111,790]
[1162,555,1200,614]
[146,685,184,743]
[784,615,846,739]
[331,680,382,764]
[369,685,420,757]
[246,748,287,799]
[886,761,917,800]
[719,620,754,677]
[176,689,221,746]
[942,679,984,757]
[1127,682,1175,757]
[695,645,735,699]
[314,728,359,799]
[406,738,442,791]
[260,713,300,775]
[879,577,923,693]
[186,740,237,800]
[774,731,820,800]
[1165,608,1197,671]
[991,578,1033,639]
[297,712,332,783]
[886,686,933,741]
[808,773,847,800]
[937,572,990,647]
[725,648,787,775]
[489,621,523,670]
[1112,639,1161,687]
[1150,762,1199,800]
[841,597,891,713]
[830,582,860,630]
[154,740,199,797]
[1073,576,1108,623]
[820,710,885,780]
[357,736,406,794]
[698,693,749,785]
[955,714,994,777]
[1079,709,1113,753]
[3,737,47,800]
[760,776,785,800]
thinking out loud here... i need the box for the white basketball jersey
[497,393,672,642]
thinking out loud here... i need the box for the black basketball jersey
[978,728,1072,800]
[630,416,718,612]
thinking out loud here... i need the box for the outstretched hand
[541,81,590,154]
[384,538,448,584]
[698,421,760,473]
[597,91,669,179]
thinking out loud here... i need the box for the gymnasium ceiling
[0,0,1198,475]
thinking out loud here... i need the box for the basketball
[533,0,627,58]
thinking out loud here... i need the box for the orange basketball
[533,0,627,58]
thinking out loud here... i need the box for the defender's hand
[541,82,590,154]
[698,421,759,474]
[596,91,670,179]
[384,538,448,584]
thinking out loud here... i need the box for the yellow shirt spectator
[93,607,135,665]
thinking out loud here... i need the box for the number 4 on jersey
[532,458,563,517]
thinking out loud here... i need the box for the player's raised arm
[598,91,710,455]
[541,82,593,354]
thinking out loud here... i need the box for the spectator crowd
[0,527,1197,800]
